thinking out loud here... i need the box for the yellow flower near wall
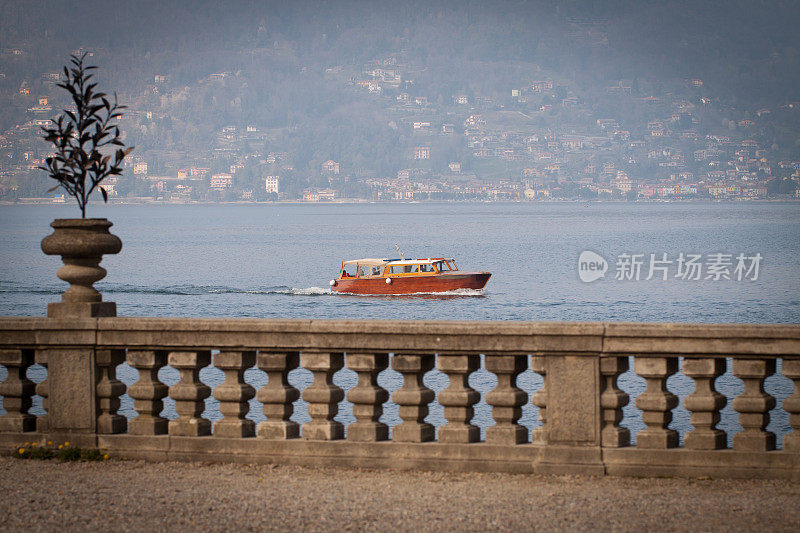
[18,448,25,454]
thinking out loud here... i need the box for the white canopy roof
[342,257,454,266]
[386,259,447,265]
[342,258,389,266]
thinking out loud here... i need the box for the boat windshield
[357,265,382,277]
[434,261,450,272]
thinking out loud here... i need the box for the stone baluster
[732,358,776,451]
[213,351,256,438]
[96,349,127,434]
[0,349,36,432]
[634,357,679,448]
[168,351,212,436]
[683,358,727,450]
[437,354,480,443]
[600,357,630,447]
[783,359,800,453]
[34,351,49,433]
[391,353,435,442]
[256,352,300,439]
[127,350,169,435]
[485,355,527,445]
[530,355,547,444]
[346,353,389,442]
[301,351,344,440]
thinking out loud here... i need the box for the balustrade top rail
[1,317,798,357]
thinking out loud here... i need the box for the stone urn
[41,218,122,318]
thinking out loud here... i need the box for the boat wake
[0,281,334,297]
[0,281,484,298]
[103,284,336,296]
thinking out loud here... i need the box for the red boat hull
[331,272,491,295]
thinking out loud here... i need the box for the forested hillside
[2,1,799,200]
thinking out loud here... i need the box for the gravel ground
[1,457,799,532]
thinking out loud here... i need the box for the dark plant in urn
[39,54,132,318]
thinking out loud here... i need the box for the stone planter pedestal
[41,218,122,318]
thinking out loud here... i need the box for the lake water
[1,201,798,445]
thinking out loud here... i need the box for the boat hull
[331,272,491,295]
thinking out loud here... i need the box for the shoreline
[2,197,798,207]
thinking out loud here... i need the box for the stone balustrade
[0,317,799,479]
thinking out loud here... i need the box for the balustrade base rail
[2,433,798,480]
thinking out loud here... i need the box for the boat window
[419,263,434,273]
[434,261,449,272]
[371,266,383,276]
[389,265,404,274]
[447,260,458,271]
[403,264,419,273]
[341,264,357,278]
[357,266,368,277]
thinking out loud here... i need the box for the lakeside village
[2,52,800,204]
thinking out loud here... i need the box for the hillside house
[413,147,430,160]
[531,80,554,92]
[210,173,233,189]
[318,189,337,201]
[322,160,340,174]
[612,177,633,193]
[464,115,485,128]
[561,96,579,108]
[189,167,210,178]
[596,118,619,131]
[264,176,280,194]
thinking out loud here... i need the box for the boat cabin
[339,258,460,279]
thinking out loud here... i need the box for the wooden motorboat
[330,257,491,295]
